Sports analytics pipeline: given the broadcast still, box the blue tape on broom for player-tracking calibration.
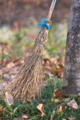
[37,18,51,31]
[53,0,57,3]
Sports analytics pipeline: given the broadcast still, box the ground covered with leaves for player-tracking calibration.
[0,21,80,120]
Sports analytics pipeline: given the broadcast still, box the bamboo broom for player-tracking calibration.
[5,0,57,101]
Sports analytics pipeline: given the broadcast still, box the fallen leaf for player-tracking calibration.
[0,118,3,120]
[37,104,45,117]
[22,114,28,119]
[57,103,67,113]
[0,70,3,76]
[5,92,14,105]
[54,89,64,98]
[58,70,64,77]
[6,62,15,68]
[76,93,80,97]
[68,117,76,120]
[56,65,61,69]
[43,58,52,66]
[0,106,4,111]
[67,99,79,109]
[51,99,60,103]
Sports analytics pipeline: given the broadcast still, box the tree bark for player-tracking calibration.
[62,0,80,94]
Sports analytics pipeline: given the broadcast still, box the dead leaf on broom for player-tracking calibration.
[57,103,67,113]
[67,99,79,109]
[68,117,76,120]
[54,89,64,98]
[5,92,14,105]
[37,104,45,117]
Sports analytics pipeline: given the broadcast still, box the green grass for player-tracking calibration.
[0,78,61,120]
[0,77,80,120]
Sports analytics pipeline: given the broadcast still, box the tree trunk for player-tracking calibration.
[62,0,80,94]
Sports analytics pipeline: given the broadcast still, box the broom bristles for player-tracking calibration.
[5,28,49,101]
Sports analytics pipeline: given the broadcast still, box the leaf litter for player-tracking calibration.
[0,28,80,120]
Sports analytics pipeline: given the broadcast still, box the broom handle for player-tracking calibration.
[47,0,57,21]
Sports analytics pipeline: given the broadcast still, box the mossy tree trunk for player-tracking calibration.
[62,0,80,94]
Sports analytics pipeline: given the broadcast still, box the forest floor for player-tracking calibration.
[0,20,80,120]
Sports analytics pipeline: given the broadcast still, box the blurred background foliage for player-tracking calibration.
[0,0,71,60]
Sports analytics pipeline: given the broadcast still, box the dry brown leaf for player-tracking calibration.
[67,99,79,109]
[57,103,67,113]
[58,63,64,68]
[54,89,64,98]
[0,106,7,111]
[58,70,64,77]
[37,104,45,117]
[43,58,53,66]
[50,58,57,65]
[51,99,60,103]
[44,66,52,71]
[76,93,80,97]
[68,117,76,120]
[6,62,15,68]
[0,106,4,111]
[0,118,3,120]
[5,92,14,105]
[0,70,3,76]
